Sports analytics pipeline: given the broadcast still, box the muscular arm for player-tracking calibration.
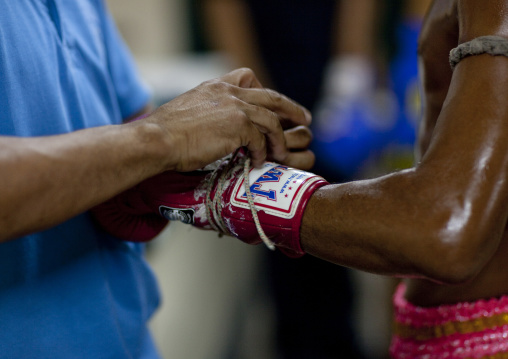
[300,0,508,284]
[0,69,311,242]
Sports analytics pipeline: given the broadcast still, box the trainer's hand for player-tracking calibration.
[270,126,315,170]
[137,68,311,172]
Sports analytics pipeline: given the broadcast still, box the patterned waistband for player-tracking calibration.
[390,283,508,359]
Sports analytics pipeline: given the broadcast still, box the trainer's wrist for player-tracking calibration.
[124,119,176,174]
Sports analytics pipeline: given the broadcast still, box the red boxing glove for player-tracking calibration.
[136,155,328,257]
[91,171,206,242]
[90,110,166,241]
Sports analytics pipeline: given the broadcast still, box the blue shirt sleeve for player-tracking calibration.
[100,0,151,119]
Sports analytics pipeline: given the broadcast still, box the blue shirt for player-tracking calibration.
[0,1,160,357]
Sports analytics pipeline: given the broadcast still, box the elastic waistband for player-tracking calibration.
[393,283,508,340]
[390,283,508,359]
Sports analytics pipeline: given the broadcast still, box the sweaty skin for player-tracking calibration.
[301,0,508,307]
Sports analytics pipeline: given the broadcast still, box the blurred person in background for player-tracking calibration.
[0,1,314,358]
[312,0,431,182]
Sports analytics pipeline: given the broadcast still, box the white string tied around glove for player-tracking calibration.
[204,151,276,251]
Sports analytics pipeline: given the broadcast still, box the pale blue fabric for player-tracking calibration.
[0,1,161,357]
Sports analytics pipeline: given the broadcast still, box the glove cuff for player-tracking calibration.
[286,179,328,257]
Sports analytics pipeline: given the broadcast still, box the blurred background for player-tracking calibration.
[105,0,431,358]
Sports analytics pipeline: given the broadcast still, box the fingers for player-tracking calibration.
[235,86,312,126]
[215,68,264,89]
[241,104,289,165]
[242,124,268,168]
[284,126,313,150]
[266,126,316,170]
[240,111,317,169]
[280,150,316,171]
[230,85,312,164]
[214,69,312,127]
[150,68,314,172]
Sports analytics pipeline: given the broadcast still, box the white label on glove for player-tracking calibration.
[159,206,196,224]
[230,162,322,219]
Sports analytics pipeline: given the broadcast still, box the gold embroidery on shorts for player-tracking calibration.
[393,312,508,340]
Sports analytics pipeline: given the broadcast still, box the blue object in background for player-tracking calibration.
[311,19,422,182]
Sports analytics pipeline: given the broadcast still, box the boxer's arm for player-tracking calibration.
[300,0,508,285]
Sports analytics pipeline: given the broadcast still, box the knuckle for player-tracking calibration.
[201,79,232,96]
[234,109,250,124]
[258,104,280,122]
[264,88,283,104]
[210,81,231,93]
[260,110,282,132]
[237,67,254,76]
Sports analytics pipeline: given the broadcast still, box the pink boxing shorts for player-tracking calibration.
[390,283,508,359]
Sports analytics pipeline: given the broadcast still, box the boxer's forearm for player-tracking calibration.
[0,121,169,242]
[300,168,495,285]
[300,171,438,280]
[301,53,508,285]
